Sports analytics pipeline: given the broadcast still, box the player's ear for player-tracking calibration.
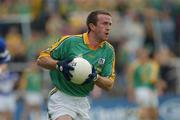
[89,23,95,31]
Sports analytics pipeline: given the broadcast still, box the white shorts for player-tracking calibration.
[48,90,90,120]
[25,92,43,106]
[0,94,16,112]
[135,87,158,107]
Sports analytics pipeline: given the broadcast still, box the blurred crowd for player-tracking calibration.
[0,0,180,119]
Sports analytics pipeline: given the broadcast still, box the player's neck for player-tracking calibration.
[88,32,101,49]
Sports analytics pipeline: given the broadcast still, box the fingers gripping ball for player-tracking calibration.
[69,57,92,85]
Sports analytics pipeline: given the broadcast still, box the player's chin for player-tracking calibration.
[104,34,109,40]
[100,36,108,42]
[103,37,108,41]
[100,39,106,43]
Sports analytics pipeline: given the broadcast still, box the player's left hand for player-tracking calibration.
[83,66,98,84]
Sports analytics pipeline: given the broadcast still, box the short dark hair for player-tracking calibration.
[86,10,111,32]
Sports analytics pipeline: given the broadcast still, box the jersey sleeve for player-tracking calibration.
[101,48,116,81]
[150,61,160,83]
[38,36,71,60]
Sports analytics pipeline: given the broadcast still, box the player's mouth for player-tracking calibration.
[105,32,109,36]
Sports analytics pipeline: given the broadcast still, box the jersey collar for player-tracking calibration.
[83,32,105,49]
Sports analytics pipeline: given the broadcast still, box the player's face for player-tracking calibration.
[94,14,112,42]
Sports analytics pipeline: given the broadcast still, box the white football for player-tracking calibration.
[69,57,92,85]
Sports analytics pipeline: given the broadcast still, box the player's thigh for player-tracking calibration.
[55,115,72,120]
[48,91,77,120]
[0,95,16,112]
[135,87,158,107]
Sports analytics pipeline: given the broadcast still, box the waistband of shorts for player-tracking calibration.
[48,87,87,100]
[48,87,58,97]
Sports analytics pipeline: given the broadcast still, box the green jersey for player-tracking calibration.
[132,60,159,90]
[39,33,115,97]
[26,71,42,92]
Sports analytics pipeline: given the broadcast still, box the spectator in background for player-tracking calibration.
[45,12,63,37]
[123,10,145,61]
[19,61,44,120]
[157,47,177,94]
[5,26,27,62]
[143,8,158,57]
[26,30,48,60]
[127,47,160,120]
[160,10,176,53]
[0,37,19,120]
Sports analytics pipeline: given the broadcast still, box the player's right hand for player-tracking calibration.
[56,59,74,81]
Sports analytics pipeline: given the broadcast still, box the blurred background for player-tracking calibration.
[0,0,179,120]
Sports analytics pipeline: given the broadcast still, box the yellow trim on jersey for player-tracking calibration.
[48,87,58,97]
[38,52,50,58]
[83,32,89,44]
[109,43,115,81]
[49,35,70,52]
[83,32,106,50]
[38,35,71,59]
[38,34,84,59]
[150,61,159,83]
[105,41,114,51]
[109,57,115,81]
[38,49,51,59]
[74,34,82,37]
[83,32,115,81]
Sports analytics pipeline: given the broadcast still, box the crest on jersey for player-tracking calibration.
[98,58,105,65]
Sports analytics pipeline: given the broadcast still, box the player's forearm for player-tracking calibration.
[95,75,114,91]
[37,56,58,70]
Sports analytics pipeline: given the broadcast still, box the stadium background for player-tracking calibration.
[0,0,180,120]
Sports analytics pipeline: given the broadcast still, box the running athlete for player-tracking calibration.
[127,47,160,120]
[37,10,115,120]
[20,61,44,120]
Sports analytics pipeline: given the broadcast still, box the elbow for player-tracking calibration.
[36,58,41,66]
[95,77,114,91]
[36,57,43,67]
[105,84,113,91]
[106,79,114,91]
